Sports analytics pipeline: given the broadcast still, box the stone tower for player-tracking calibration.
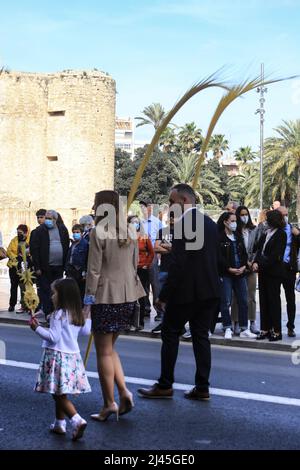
[0,69,116,241]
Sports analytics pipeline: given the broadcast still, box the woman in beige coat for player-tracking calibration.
[84,190,144,422]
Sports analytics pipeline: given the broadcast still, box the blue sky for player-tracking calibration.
[1,0,300,153]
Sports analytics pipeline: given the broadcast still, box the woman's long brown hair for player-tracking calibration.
[52,278,84,326]
[94,190,131,247]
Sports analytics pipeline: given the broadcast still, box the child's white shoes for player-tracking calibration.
[49,419,66,435]
[71,415,87,441]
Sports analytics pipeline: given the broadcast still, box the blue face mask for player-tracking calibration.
[134,222,140,231]
[73,233,81,241]
[45,219,54,229]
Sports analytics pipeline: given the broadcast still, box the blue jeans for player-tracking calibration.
[220,275,248,329]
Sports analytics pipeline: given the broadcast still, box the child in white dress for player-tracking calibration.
[30,277,91,441]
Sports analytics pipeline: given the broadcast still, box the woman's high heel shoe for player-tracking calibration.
[91,402,119,422]
[119,392,134,416]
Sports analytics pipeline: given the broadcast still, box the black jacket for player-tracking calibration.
[255,228,287,277]
[159,209,221,304]
[218,231,248,277]
[30,223,70,273]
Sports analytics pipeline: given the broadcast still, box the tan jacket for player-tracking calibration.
[85,227,145,304]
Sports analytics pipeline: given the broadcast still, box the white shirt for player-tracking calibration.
[242,228,249,251]
[141,215,162,245]
[35,309,91,354]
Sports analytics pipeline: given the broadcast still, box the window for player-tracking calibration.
[47,156,58,161]
[48,111,65,116]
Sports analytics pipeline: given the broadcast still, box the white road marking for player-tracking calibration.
[1,358,300,408]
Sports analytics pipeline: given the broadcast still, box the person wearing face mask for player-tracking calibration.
[231,206,260,335]
[217,212,257,340]
[30,210,70,319]
[65,225,89,303]
[6,224,31,313]
[128,215,154,330]
[276,206,300,337]
[253,210,287,341]
[79,215,95,243]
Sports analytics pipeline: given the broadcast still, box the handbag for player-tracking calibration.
[132,301,140,328]
[0,247,7,261]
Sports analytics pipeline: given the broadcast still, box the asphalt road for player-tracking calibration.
[1,324,300,450]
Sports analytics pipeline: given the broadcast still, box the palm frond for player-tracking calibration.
[127,68,230,208]
[192,73,297,189]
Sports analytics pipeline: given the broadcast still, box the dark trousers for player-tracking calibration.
[158,298,220,391]
[137,267,150,326]
[258,273,282,333]
[281,265,296,330]
[38,266,64,315]
[9,267,25,308]
[145,256,160,313]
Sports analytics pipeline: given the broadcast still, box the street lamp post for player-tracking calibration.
[256,63,267,211]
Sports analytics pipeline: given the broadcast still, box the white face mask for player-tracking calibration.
[284,216,289,224]
[228,222,237,232]
[240,215,249,225]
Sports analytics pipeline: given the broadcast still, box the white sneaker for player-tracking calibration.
[224,328,232,339]
[240,329,257,339]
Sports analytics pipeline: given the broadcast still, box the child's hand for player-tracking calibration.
[29,317,39,331]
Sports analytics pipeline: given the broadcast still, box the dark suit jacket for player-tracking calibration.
[255,228,287,277]
[30,223,70,273]
[159,209,221,304]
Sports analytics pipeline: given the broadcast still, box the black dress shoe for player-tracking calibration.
[8,306,14,312]
[184,387,210,401]
[137,384,173,399]
[256,331,271,340]
[288,329,296,338]
[269,333,282,342]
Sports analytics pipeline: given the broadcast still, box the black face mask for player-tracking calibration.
[18,234,25,242]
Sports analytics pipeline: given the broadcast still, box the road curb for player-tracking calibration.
[1,315,294,353]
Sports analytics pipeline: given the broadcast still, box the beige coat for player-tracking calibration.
[85,227,145,304]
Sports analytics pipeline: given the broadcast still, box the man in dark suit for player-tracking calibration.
[138,184,221,401]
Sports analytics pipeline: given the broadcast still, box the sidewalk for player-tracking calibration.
[0,273,299,352]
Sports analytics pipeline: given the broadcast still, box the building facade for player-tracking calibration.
[0,69,116,243]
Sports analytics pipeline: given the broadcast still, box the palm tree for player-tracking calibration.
[135,103,167,130]
[264,120,300,219]
[227,174,246,203]
[160,127,178,153]
[177,122,203,153]
[209,134,229,159]
[170,153,224,206]
[234,146,256,164]
[243,153,296,210]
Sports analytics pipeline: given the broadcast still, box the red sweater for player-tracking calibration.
[138,235,154,268]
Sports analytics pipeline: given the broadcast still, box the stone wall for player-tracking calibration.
[0,69,116,245]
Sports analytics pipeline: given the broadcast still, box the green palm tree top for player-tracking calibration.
[209,134,229,158]
[234,146,256,164]
[135,103,167,130]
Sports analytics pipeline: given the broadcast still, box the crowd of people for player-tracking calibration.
[0,189,299,440]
